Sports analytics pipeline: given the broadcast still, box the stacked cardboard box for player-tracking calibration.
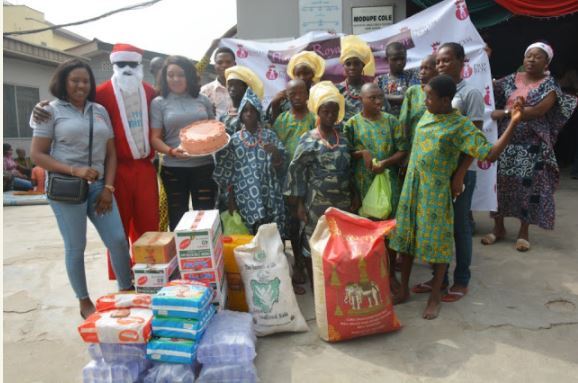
[174,210,227,309]
[132,232,178,294]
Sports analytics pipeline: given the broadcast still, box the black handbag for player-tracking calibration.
[47,106,93,204]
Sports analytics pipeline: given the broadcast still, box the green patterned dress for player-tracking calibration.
[272,110,316,161]
[343,112,408,217]
[390,110,492,263]
[398,84,426,146]
[284,129,353,236]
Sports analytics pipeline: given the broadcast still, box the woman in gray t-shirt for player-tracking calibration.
[151,56,217,230]
[29,59,133,319]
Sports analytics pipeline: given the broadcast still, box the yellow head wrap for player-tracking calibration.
[307,81,345,124]
[286,51,326,83]
[225,65,264,100]
[339,35,376,77]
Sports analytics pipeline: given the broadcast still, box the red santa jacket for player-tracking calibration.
[96,80,157,163]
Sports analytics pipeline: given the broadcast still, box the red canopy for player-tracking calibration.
[494,0,578,17]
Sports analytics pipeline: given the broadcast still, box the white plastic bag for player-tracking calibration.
[234,223,308,336]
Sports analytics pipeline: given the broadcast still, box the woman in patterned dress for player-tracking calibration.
[213,89,286,235]
[482,42,578,252]
[391,75,524,320]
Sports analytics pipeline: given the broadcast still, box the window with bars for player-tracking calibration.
[3,84,40,139]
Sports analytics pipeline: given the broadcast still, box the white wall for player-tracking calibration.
[236,0,406,39]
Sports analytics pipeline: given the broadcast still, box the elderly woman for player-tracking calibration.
[482,42,578,251]
[267,51,326,123]
[150,55,216,230]
[336,35,391,122]
[30,59,133,319]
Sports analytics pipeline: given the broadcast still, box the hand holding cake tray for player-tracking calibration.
[178,120,230,157]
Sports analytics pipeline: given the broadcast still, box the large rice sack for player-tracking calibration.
[234,223,308,336]
[310,208,401,342]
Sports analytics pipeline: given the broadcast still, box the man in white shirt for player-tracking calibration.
[200,47,236,120]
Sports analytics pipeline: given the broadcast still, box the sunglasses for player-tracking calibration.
[114,62,139,68]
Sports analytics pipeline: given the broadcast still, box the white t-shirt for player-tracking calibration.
[121,88,147,157]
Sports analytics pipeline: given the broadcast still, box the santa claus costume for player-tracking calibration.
[95,43,159,279]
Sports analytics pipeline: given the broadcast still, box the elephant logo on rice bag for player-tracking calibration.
[251,278,280,313]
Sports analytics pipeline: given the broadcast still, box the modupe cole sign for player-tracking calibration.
[352,6,394,34]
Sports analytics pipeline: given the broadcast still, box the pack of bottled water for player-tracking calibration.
[196,363,259,383]
[82,359,149,383]
[142,362,197,383]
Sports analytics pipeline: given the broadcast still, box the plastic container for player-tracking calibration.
[82,359,148,383]
[87,343,147,363]
[222,235,253,312]
[197,310,256,365]
[143,362,196,383]
[196,363,258,383]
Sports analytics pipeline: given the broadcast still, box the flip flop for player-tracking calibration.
[516,238,530,252]
[481,233,503,245]
[441,289,467,303]
[411,281,448,294]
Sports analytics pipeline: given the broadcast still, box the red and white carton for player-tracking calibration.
[175,210,222,255]
[133,256,178,294]
[78,308,153,344]
[181,251,224,285]
[178,237,223,272]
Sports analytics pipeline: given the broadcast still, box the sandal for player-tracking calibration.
[411,281,448,294]
[481,233,504,245]
[441,288,468,303]
[515,238,530,252]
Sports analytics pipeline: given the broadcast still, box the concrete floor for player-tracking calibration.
[3,173,578,383]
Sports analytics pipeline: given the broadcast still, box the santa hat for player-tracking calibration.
[110,43,143,63]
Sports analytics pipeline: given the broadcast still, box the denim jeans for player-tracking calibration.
[13,177,33,191]
[49,180,132,299]
[444,170,476,287]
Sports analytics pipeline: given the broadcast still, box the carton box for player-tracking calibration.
[212,278,228,310]
[174,210,222,254]
[133,232,176,264]
[133,256,178,294]
[181,252,224,285]
[177,236,223,271]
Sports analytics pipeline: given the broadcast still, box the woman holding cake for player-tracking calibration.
[213,88,287,235]
[150,55,217,230]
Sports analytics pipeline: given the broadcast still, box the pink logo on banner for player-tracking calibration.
[236,45,248,59]
[461,58,473,79]
[484,86,492,106]
[431,42,441,53]
[478,160,491,170]
[455,0,469,21]
[266,65,279,80]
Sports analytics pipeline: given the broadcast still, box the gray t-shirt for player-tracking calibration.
[452,81,484,170]
[150,92,215,168]
[30,100,114,179]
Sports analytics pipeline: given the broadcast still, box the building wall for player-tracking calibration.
[3,5,85,50]
[237,0,406,40]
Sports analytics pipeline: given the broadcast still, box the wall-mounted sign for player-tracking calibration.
[352,6,394,34]
[299,0,342,35]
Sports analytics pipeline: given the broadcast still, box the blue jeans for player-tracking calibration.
[49,180,132,299]
[444,170,476,287]
[13,177,33,191]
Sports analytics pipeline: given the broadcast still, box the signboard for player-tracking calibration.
[352,6,394,34]
[299,0,342,35]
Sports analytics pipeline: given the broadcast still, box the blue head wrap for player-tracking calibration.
[238,88,264,124]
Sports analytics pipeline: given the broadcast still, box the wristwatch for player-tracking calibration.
[104,184,115,193]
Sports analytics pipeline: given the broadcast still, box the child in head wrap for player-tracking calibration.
[268,51,326,123]
[221,65,264,134]
[336,35,391,121]
[284,82,360,284]
[213,88,286,235]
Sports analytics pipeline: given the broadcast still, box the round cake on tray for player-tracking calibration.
[179,120,229,156]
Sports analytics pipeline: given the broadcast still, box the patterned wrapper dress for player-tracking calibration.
[213,127,287,235]
[343,112,408,217]
[491,73,577,229]
[399,84,426,146]
[391,110,493,263]
[284,129,353,237]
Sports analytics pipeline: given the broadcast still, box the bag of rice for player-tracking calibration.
[234,223,308,336]
[310,208,401,342]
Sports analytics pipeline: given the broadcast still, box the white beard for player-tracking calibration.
[112,64,144,95]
